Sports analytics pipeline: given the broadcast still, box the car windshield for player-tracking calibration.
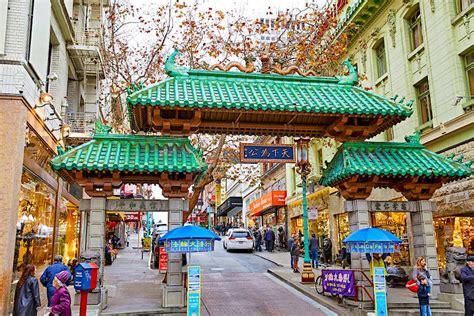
[232,231,250,238]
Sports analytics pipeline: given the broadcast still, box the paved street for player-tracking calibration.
[192,242,335,316]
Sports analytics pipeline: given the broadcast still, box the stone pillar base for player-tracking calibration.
[440,283,463,294]
[162,285,186,307]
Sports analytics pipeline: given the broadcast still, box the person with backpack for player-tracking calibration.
[13,264,41,316]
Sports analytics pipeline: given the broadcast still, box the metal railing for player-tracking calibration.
[64,111,96,135]
[74,29,101,47]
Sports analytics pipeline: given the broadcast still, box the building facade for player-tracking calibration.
[0,0,107,312]
[328,0,474,268]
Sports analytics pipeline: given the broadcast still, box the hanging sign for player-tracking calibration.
[165,239,214,253]
[158,247,168,273]
[240,143,296,163]
[321,269,355,297]
[308,207,318,220]
[373,267,388,316]
[187,266,201,316]
[346,242,400,254]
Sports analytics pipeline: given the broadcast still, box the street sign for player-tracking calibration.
[373,267,388,316]
[240,143,296,163]
[308,207,318,220]
[187,266,201,316]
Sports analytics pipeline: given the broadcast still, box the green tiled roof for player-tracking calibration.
[126,52,413,118]
[50,134,207,174]
[320,138,473,187]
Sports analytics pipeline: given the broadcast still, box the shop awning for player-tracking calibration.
[320,134,473,200]
[227,207,242,218]
[217,196,243,217]
[249,191,286,217]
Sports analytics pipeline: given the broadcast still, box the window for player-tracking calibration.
[416,79,433,126]
[316,148,324,172]
[458,0,474,13]
[375,40,387,78]
[465,52,474,97]
[409,9,423,50]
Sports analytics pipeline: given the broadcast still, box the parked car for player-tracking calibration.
[223,229,254,252]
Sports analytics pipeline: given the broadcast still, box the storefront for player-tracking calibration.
[334,212,350,250]
[249,191,287,230]
[216,196,243,225]
[55,197,81,265]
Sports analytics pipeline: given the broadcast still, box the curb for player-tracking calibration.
[267,269,350,316]
[252,252,284,267]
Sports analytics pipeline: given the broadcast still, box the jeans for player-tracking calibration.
[466,298,474,316]
[256,240,262,252]
[311,250,318,268]
[420,304,431,316]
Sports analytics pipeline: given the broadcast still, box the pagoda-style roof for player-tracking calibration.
[126,51,413,141]
[320,134,473,200]
[51,133,207,198]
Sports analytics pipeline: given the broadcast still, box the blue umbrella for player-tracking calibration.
[343,227,401,254]
[159,225,221,242]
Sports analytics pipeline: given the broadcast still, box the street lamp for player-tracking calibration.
[295,138,315,283]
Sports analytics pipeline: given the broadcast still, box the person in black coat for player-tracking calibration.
[14,264,41,316]
[461,256,474,316]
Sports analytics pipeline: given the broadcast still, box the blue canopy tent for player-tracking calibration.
[343,227,402,253]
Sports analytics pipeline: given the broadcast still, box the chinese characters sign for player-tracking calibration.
[240,143,295,163]
[165,239,214,253]
[187,266,201,316]
[346,242,400,254]
[158,247,168,273]
[321,269,355,297]
[367,201,416,212]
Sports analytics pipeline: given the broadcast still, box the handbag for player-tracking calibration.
[405,279,419,293]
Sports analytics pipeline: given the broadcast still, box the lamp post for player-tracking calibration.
[295,138,315,283]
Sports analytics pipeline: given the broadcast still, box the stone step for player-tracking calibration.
[389,308,464,316]
[388,300,451,309]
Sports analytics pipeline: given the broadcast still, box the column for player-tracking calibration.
[0,98,27,314]
[411,200,440,297]
[162,198,188,308]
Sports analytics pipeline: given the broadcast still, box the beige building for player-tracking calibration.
[326,0,474,268]
[0,0,107,312]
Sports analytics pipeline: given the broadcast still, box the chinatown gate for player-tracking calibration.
[50,50,472,309]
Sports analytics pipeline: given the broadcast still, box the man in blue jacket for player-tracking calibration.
[461,256,474,316]
[40,255,71,306]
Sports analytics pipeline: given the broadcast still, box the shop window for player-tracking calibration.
[55,198,80,264]
[465,51,474,97]
[335,213,350,249]
[371,212,411,266]
[416,79,433,127]
[409,8,423,51]
[458,0,474,13]
[13,171,56,278]
[374,40,387,78]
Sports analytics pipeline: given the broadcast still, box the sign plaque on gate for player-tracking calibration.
[240,143,296,163]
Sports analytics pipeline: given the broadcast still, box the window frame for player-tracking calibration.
[458,0,474,13]
[409,9,423,51]
[374,39,388,78]
[416,79,433,129]
[465,51,474,97]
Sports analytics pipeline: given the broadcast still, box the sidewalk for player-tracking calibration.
[254,250,461,316]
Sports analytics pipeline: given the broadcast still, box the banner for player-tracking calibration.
[346,242,400,253]
[373,267,388,316]
[158,247,168,273]
[321,269,356,297]
[165,239,214,253]
[187,266,201,316]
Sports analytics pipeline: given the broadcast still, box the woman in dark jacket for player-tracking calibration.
[14,264,41,316]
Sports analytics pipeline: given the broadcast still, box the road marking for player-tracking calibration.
[264,273,338,316]
[210,268,225,271]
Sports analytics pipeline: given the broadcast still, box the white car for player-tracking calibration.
[223,229,254,252]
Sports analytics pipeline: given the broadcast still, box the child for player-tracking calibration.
[417,274,431,316]
[290,240,300,273]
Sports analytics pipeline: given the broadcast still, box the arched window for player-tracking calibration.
[409,9,423,50]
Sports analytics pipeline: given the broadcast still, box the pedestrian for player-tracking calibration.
[50,271,72,316]
[288,234,295,268]
[290,240,300,273]
[417,274,432,316]
[366,253,387,278]
[298,230,303,241]
[40,255,70,306]
[413,256,432,286]
[264,227,275,252]
[310,233,319,269]
[461,255,474,316]
[322,236,332,264]
[68,259,78,280]
[254,229,262,252]
[13,264,41,316]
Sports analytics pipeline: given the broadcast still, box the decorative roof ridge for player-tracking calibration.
[164,49,189,77]
[92,133,191,143]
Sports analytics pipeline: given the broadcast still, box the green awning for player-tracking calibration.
[320,136,473,187]
[50,134,207,174]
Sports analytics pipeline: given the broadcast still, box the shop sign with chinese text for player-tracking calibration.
[321,269,355,297]
[158,247,168,273]
[240,143,295,163]
[165,239,214,253]
[368,201,416,212]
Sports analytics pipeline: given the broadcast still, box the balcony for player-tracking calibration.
[64,111,96,144]
[67,28,103,79]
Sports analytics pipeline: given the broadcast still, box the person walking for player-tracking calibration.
[417,274,432,316]
[13,264,41,316]
[40,255,70,306]
[288,234,295,268]
[310,234,319,269]
[49,271,72,316]
[413,256,432,286]
[461,256,474,316]
[254,229,262,252]
[290,240,301,273]
[264,227,275,252]
[269,228,275,252]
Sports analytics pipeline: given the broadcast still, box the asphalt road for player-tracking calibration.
[191,241,334,316]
